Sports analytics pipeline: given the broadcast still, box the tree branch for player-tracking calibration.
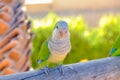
[1,57,120,80]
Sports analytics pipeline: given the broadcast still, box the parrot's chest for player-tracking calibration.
[47,53,67,63]
[48,38,71,63]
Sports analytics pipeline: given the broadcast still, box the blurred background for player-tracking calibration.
[0,0,120,75]
[25,0,120,63]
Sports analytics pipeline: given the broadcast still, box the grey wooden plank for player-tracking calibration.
[1,57,120,80]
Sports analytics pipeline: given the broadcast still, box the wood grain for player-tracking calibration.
[1,57,120,80]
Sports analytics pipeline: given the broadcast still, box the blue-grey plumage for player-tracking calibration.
[55,21,68,29]
[52,20,69,39]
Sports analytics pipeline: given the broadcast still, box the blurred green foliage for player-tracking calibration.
[31,12,120,65]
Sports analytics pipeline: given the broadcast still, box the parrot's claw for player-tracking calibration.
[43,67,49,75]
[66,66,78,73]
[57,65,64,75]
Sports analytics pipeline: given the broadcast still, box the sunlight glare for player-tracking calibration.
[84,30,89,37]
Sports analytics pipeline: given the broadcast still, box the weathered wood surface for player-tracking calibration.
[0,57,120,80]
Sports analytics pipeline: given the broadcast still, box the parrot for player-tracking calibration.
[108,35,120,56]
[31,20,71,75]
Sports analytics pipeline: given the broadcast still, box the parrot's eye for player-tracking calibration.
[56,26,58,28]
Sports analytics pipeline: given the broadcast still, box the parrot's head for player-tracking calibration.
[52,20,69,39]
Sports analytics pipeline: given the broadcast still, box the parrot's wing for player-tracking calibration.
[38,40,50,63]
[30,39,50,69]
[113,35,120,48]
[111,48,120,56]
[109,48,117,56]
[109,35,120,56]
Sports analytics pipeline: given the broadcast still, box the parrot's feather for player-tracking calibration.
[38,40,50,63]
[109,48,117,56]
[109,35,120,56]
[31,39,50,69]
[111,49,120,56]
[113,35,120,48]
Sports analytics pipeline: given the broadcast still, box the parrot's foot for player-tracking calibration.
[66,66,78,73]
[43,67,49,75]
[57,65,64,75]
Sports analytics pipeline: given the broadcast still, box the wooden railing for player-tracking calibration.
[1,57,120,80]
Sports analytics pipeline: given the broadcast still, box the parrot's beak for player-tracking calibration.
[60,29,67,38]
